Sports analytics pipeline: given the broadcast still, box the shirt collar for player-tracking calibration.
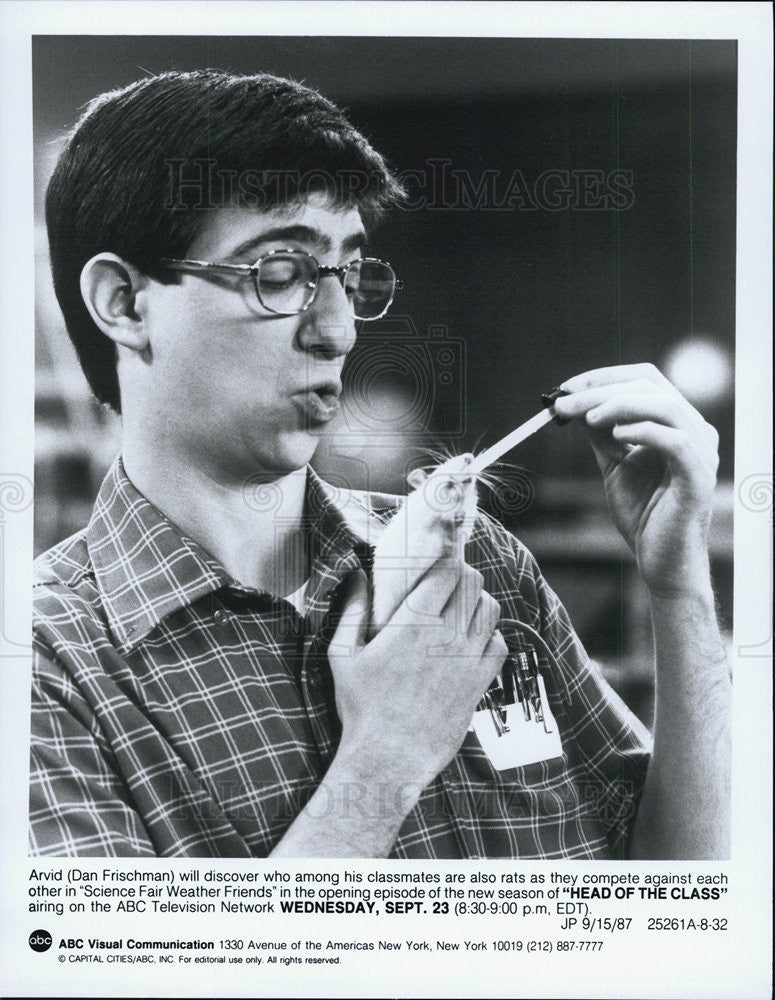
[302,467,379,631]
[87,457,393,652]
[87,457,231,651]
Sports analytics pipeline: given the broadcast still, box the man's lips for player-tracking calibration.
[291,381,342,423]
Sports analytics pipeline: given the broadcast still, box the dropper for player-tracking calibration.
[466,387,569,476]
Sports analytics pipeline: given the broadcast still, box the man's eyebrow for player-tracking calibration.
[227,225,367,260]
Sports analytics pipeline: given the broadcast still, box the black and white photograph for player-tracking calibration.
[0,3,771,999]
[30,32,736,861]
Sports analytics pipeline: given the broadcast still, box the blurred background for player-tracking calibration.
[33,36,736,726]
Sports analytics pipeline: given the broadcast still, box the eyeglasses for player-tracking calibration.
[158,250,402,321]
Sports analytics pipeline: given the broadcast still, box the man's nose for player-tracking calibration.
[296,274,357,359]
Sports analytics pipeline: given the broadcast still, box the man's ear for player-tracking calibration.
[79,253,151,351]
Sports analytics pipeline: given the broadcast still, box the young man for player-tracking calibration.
[31,70,730,859]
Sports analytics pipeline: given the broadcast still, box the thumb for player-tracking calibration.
[577,419,633,477]
[328,569,370,658]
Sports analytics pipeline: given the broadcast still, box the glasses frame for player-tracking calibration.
[158,249,402,321]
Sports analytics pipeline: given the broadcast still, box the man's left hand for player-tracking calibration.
[553,363,720,599]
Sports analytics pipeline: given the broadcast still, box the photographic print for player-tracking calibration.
[1,4,771,999]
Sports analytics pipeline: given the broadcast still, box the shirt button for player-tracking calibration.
[213,609,230,626]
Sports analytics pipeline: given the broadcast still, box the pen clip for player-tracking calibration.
[484,687,510,737]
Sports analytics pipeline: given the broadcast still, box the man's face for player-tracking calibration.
[137,198,365,483]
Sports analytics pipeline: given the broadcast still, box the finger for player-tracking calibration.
[575,417,640,477]
[442,565,485,632]
[554,380,701,429]
[560,362,672,395]
[394,555,464,624]
[329,569,370,655]
[467,590,502,649]
[555,379,660,417]
[585,391,703,434]
[611,422,719,483]
[557,383,710,476]
[479,629,509,686]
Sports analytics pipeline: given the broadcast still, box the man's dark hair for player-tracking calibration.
[45,69,404,412]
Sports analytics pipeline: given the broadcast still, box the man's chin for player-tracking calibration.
[249,433,322,480]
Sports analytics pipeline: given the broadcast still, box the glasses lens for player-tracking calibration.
[346,260,396,320]
[255,252,317,314]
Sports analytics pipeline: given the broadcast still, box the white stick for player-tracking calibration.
[467,407,557,475]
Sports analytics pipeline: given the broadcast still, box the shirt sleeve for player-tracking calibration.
[29,644,157,857]
[471,512,652,857]
[529,552,652,856]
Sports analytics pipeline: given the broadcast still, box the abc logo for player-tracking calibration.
[28,929,52,953]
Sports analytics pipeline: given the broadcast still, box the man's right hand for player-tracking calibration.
[270,558,507,857]
[328,562,507,796]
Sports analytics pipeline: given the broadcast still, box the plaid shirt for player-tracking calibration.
[30,457,650,858]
